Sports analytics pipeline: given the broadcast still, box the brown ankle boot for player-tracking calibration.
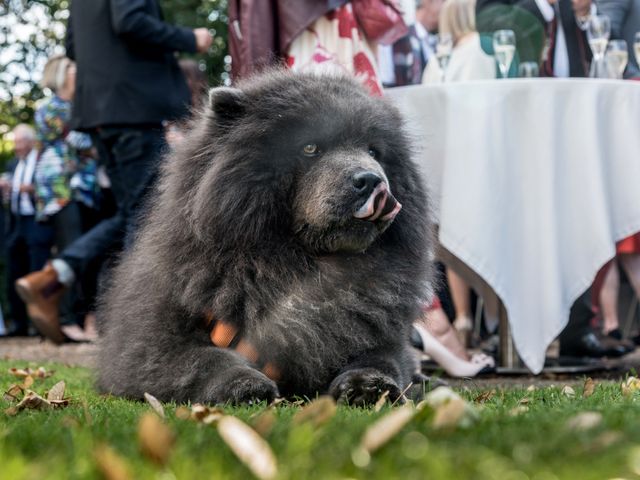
[15,263,66,344]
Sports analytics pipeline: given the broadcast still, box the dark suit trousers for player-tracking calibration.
[6,214,54,331]
[60,126,165,282]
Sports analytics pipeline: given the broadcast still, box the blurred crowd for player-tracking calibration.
[2,0,639,378]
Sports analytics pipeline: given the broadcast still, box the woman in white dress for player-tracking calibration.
[422,0,496,83]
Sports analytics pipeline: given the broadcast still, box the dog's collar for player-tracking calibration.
[204,310,281,382]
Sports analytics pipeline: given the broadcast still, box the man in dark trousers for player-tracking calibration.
[16,0,212,343]
[476,0,593,76]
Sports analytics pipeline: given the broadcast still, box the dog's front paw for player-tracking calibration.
[329,368,402,407]
[208,367,279,405]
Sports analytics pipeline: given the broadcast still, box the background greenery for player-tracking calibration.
[0,0,230,166]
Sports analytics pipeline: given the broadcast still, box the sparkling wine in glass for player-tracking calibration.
[518,61,539,77]
[634,31,640,67]
[493,30,516,79]
[587,15,611,77]
[436,33,453,82]
[606,39,628,79]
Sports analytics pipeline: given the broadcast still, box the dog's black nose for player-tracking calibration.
[352,171,382,195]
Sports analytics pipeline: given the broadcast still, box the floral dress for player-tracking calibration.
[286,3,384,96]
[34,95,99,221]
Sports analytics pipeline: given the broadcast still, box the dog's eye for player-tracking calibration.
[368,147,379,159]
[303,144,319,156]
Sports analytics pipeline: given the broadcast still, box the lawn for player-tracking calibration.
[2,359,640,480]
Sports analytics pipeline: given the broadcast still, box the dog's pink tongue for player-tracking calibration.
[354,185,402,222]
[379,193,402,221]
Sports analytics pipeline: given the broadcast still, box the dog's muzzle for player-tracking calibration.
[353,182,402,222]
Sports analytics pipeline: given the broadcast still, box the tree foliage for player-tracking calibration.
[0,0,229,165]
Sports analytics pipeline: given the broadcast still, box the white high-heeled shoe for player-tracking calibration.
[413,323,495,378]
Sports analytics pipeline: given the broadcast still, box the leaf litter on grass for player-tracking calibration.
[138,412,175,465]
[4,380,70,416]
[217,415,278,480]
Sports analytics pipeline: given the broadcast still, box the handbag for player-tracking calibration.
[351,0,408,45]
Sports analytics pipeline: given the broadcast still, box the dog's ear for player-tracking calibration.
[208,87,246,124]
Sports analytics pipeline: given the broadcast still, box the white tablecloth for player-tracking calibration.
[386,78,640,373]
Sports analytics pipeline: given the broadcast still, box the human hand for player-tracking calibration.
[193,28,213,54]
[572,0,592,18]
[19,184,34,194]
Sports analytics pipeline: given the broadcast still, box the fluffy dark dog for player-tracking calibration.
[97,70,432,405]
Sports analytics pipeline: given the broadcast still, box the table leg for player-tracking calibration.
[498,300,523,370]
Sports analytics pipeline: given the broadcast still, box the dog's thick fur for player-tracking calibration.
[97,70,432,405]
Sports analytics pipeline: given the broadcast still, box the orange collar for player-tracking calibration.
[204,310,281,382]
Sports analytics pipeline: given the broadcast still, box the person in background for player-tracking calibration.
[475,0,593,77]
[33,54,100,342]
[1,125,53,337]
[285,2,390,95]
[15,0,212,344]
[381,0,444,86]
[593,235,640,345]
[599,0,640,78]
[422,0,496,81]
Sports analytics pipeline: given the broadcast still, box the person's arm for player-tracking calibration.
[110,0,197,53]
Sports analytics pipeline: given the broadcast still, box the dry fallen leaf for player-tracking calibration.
[621,377,640,396]
[8,367,53,379]
[34,367,53,378]
[217,415,278,480]
[292,396,337,427]
[374,390,390,412]
[508,405,529,416]
[562,386,576,398]
[14,391,53,411]
[3,384,24,402]
[175,406,191,420]
[47,381,66,402]
[360,404,415,453]
[22,376,34,389]
[526,385,537,392]
[518,397,531,405]
[583,378,596,398]
[432,398,469,430]
[565,411,603,431]
[191,404,224,424]
[143,392,165,419]
[94,444,132,480]
[137,412,175,465]
[251,409,277,437]
[421,387,478,429]
[474,389,496,404]
[8,367,30,378]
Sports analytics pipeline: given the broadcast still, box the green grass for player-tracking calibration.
[2,359,640,480]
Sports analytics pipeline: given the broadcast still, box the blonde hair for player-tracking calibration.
[439,0,477,44]
[41,54,73,92]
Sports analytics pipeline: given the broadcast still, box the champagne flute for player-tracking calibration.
[587,15,611,77]
[605,40,628,79]
[634,31,640,68]
[493,30,516,79]
[518,61,539,77]
[436,33,453,82]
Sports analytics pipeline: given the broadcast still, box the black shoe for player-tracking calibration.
[560,330,633,358]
